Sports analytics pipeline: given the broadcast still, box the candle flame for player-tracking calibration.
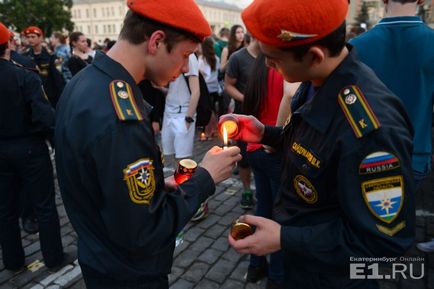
[223,124,228,147]
[200,131,206,141]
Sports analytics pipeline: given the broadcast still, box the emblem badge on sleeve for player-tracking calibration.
[359,151,400,175]
[362,176,404,224]
[123,159,156,205]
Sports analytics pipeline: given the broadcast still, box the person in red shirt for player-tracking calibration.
[241,53,285,289]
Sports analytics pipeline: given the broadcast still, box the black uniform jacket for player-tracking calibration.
[0,59,54,140]
[25,47,65,107]
[55,52,215,281]
[262,47,415,289]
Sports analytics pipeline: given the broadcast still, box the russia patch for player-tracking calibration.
[362,176,404,224]
[359,151,400,175]
[123,158,156,205]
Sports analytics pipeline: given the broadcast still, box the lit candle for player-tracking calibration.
[223,124,228,150]
[200,131,206,141]
[174,159,197,184]
[219,115,239,138]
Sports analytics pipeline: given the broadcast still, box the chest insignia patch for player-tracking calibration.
[123,159,156,205]
[294,175,318,204]
[109,80,143,121]
[338,85,381,138]
[359,151,400,175]
[291,142,321,169]
[362,176,403,224]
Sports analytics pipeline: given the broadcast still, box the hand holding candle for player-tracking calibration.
[218,114,265,143]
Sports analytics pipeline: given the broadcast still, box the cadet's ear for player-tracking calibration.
[147,30,165,55]
[307,46,325,68]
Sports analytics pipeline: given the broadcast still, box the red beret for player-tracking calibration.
[23,26,43,37]
[0,22,9,45]
[242,0,349,48]
[127,0,211,41]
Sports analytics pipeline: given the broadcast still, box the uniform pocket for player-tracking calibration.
[289,141,325,178]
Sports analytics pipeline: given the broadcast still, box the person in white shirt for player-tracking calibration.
[198,37,221,139]
[162,53,200,161]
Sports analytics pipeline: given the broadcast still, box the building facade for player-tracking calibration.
[348,0,433,27]
[71,0,242,44]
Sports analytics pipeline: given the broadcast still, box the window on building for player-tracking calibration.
[108,25,111,33]
[93,8,97,17]
[102,8,105,17]
[78,9,81,19]
[113,24,116,34]
[86,9,89,18]
[103,25,106,34]
[111,7,114,16]
[95,25,99,34]
[119,6,123,16]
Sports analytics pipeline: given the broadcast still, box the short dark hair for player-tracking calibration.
[53,32,66,44]
[281,21,347,61]
[69,32,84,45]
[219,27,230,38]
[119,11,201,53]
[0,43,7,57]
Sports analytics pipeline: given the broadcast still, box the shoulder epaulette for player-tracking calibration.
[11,59,39,74]
[338,85,381,138]
[109,80,143,121]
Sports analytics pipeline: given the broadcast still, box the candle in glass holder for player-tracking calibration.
[174,159,197,184]
[219,115,239,139]
[230,219,253,240]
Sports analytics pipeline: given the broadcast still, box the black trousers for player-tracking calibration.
[0,138,63,269]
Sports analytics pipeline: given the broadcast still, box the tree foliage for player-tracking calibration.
[0,0,74,36]
[355,1,370,28]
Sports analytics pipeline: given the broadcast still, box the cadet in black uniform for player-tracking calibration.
[54,1,241,288]
[0,22,65,271]
[227,0,415,289]
[23,26,65,108]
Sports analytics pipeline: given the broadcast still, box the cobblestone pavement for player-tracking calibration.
[0,131,433,289]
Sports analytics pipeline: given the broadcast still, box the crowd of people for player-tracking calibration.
[0,0,433,288]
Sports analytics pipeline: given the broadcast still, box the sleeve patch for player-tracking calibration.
[338,85,381,138]
[376,221,406,237]
[362,176,404,224]
[123,158,155,205]
[359,151,400,175]
[109,80,143,121]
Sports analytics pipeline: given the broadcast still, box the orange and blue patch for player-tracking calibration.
[362,176,403,224]
[359,151,400,175]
